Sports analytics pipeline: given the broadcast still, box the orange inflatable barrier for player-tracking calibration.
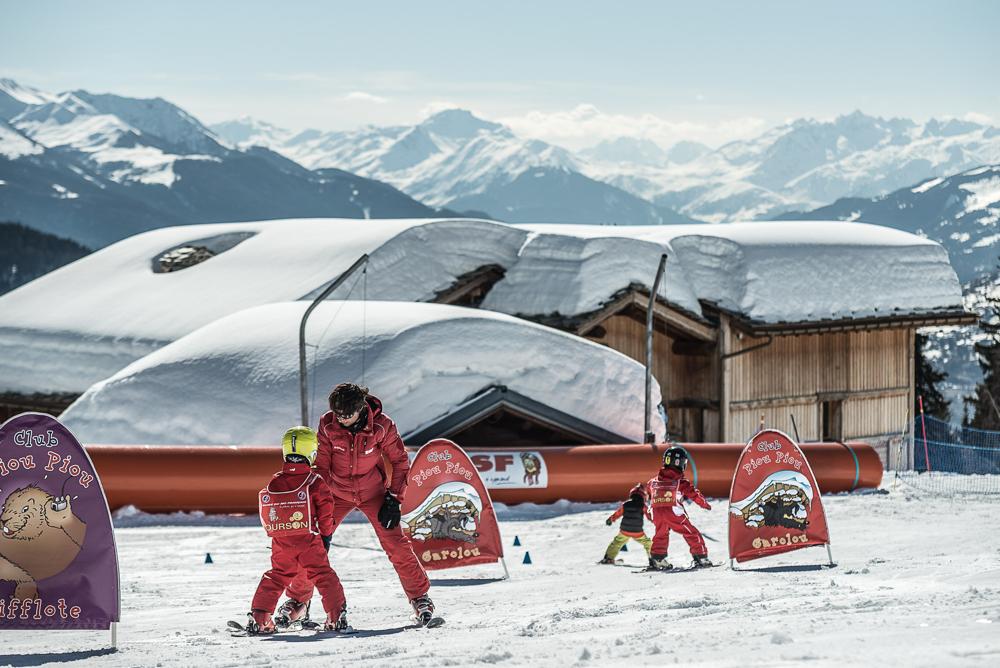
[84,441,881,513]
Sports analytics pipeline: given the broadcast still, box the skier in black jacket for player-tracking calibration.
[599,483,653,564]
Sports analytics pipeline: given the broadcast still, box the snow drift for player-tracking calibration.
[60,301,663,446]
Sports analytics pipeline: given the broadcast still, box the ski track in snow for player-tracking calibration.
[2,490,999,666]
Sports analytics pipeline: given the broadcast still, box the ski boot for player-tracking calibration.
[598,556,617,565]
[692,554,714,568]
[274,597,310,629]
[324,604,353,633]
[411,593,435,626]
[648,554,673,571]
[246,609,275,635]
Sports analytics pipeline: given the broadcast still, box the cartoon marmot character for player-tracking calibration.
[0,486,87,600]
[521,452,542,485]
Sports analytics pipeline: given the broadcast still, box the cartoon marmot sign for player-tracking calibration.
[1,485,87,599]
[0,412,119,631]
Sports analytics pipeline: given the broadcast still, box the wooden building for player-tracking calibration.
[559,290,974,453]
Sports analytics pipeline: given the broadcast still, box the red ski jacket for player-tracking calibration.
[647,468,710,512]
[314,395,410,504]
[264,461,335,537]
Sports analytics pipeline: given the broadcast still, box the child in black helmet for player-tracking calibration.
[600,483,654,564]
[646,446,713,570]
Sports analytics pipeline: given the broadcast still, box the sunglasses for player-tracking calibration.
[335,408,361,420]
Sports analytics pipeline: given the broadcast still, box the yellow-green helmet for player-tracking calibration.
[281,426,318,464]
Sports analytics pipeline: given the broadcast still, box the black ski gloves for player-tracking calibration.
[378,491,401,530]
[321,534,332,552]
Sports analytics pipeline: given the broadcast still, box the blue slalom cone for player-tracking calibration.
[513,536,521,547]
[205,553,213,564]
[620,543,628,552]
[522,551,532,565]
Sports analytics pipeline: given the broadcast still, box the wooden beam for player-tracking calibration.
[576,291,716,342]
[730,386,909,410]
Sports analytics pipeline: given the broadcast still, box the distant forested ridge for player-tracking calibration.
[0,222,91,295]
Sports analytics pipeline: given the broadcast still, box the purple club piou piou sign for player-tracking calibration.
[0,413,120,631]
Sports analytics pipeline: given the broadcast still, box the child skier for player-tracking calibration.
[600,483,654,564]
[246,426,349,634]
[647,446,713,570]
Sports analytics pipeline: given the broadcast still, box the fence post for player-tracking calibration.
[918,396,932,472]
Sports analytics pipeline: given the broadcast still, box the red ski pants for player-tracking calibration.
[252,534,345,615]
[286,491,430,603]
[651,508,707,556]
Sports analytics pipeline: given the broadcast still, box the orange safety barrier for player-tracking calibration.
[84,441,882,514]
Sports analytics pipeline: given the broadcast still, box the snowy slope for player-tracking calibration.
[0,218,964,395]
[0,118,43,159]
[3,489,997,666]
[60,301,662,445]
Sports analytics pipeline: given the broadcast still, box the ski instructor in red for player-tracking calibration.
[280,383,436,625]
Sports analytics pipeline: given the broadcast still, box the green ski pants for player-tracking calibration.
[604,532,653,560]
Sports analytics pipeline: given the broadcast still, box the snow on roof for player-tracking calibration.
[481,230,704,319]
[513,220,963,324]
[0,218,522,393]
[61,301,661,446]
[0,217,964,395]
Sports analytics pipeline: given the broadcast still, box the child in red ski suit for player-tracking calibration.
[647,446,713,570]
[247,426,348,634]
[600,483,654,563]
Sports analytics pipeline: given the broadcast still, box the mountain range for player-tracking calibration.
[0,79,455,248]
[215,109,1000,227]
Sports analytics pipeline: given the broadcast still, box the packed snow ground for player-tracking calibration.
[3,486,998,667]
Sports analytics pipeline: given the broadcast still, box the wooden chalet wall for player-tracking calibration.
[584,308,915,450]
[720,318,913,445]
[586,313,720,442]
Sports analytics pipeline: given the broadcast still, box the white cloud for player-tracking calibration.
[962,111,994,125]
[497,104,767,150]
[344,91,388,104]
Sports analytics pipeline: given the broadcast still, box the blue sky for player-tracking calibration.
[3,0,998,148]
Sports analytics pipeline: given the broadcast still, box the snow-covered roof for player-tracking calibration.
[0,218,522,393]
[0,217,964,394]
[61,302,662,446]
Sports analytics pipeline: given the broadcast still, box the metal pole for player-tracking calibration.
[790,413,801,443]
[111,621,117,649]
[299,254,369,426]
[645,254,668,443]
[500,557,510,580]
[918,395,931,472]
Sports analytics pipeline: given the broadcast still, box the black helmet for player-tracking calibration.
[663,446,688,472]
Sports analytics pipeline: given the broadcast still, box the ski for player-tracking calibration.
[227,619,357,636]
[414,614,446,629]
[632,561,719,574]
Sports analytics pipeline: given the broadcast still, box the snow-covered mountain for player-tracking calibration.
[775,163,1000,284]
[589,112,1000,223]
[578,137,671,166]
[0,79,456,248]
[217,109,1000,227]
[212,110,698,225]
